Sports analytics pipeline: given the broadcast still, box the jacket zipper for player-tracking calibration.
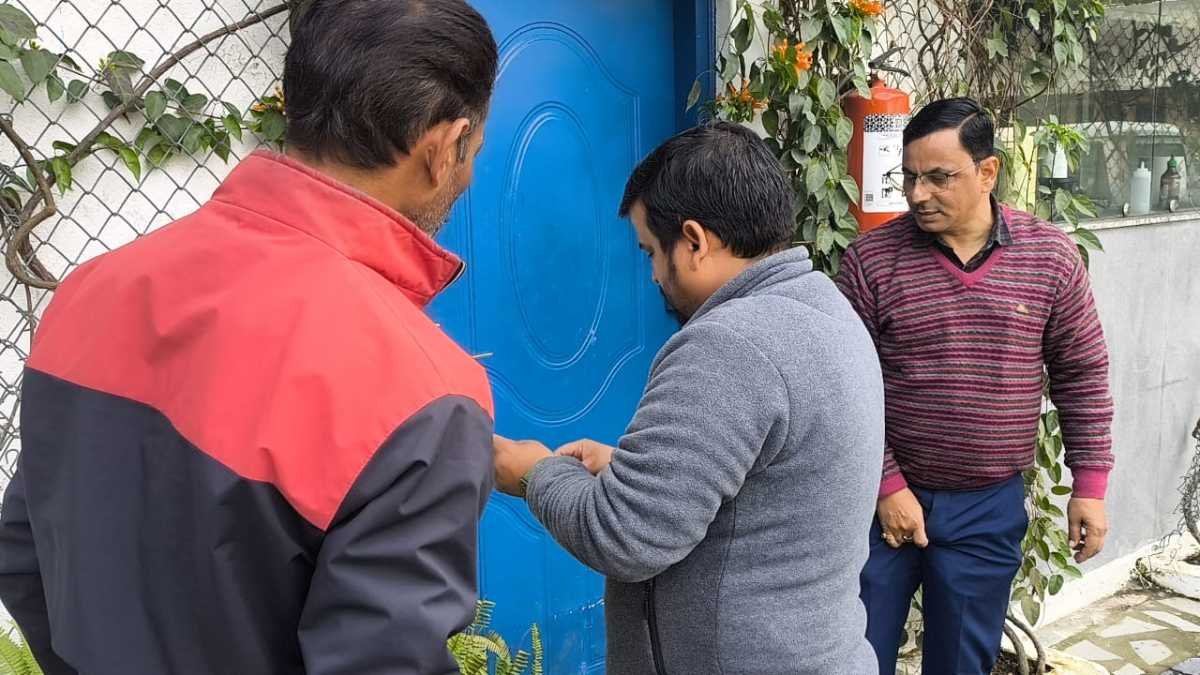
[644,579,668,675]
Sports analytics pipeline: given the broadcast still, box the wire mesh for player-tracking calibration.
[0,0,290,489]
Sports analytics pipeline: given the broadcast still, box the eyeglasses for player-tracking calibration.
[884,162,978,194]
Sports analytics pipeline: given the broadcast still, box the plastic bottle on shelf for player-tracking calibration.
[1130,160,1151,216]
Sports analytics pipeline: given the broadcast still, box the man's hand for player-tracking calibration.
[1068,497,1108,563]
[877,488,929,549]
[556,439,615,475]
[492,435,552,496]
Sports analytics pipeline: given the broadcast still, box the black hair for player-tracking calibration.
[903,97,995,162]
[619,121,793,259]
[283,0,498,169]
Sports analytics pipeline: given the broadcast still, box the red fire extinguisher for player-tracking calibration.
[844,77,911,233]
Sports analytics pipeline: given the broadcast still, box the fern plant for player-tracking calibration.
[0,628,42,675]
[447,600,543,675]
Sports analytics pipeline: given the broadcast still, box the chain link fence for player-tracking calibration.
[876,0,1200,217]
[0,0,292,491]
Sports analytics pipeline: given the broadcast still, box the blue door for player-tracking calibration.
[430,1,703,672]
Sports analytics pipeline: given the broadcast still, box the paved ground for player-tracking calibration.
[1040,589,1200,674]
[894,588,1200,673]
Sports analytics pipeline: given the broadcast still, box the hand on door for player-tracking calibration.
[556,439,615,475]
[493,435,552,497]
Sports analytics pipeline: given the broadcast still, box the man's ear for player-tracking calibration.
[421,118,472,188]
[979,155,1002,193]
[680,219,713,267]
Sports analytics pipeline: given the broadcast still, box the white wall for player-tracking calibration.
[1087,216,1200,562]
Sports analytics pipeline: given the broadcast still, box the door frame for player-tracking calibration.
[674,0,719,130]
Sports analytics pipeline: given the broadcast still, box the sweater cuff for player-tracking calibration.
[878,473,909,499]
[1071,468,1109,500]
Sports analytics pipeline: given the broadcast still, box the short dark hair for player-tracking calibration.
[619,121,794,259]
[283,0,498,169]
[903,97,995,162]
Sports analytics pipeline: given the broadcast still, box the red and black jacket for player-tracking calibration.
[0,151,495,674]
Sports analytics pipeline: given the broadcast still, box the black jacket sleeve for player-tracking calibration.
[297,395,494,675]
[0,464,77,674]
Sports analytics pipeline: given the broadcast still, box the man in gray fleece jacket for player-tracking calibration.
[493,122,884,674]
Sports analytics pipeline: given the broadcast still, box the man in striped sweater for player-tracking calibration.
[836,97,1114,674]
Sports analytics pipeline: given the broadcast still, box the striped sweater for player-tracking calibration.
[836,206,1114,499]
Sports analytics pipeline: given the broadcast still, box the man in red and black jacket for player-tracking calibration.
[0,2,498,673]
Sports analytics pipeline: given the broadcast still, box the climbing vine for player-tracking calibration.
[0,2,290,289]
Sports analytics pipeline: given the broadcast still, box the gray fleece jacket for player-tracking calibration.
[526,246,884,675]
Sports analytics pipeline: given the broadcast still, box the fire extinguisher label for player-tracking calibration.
[862,113,910,214]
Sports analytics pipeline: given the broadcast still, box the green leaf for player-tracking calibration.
[182,124,205,154]
[260,109,287,142]
[50,156,72,194]
[156,114,190,143]
[686,79,701,111]
[830,189,850,217]
[101,90,123,110]
[94,131,123,151]
[986,37,1009,59]
[18,47,55,85]
[1054,188,1072,215]
[830,15,851,43]
[213,132,231,162]
[830,152,848,180]
[721,53,739,82]
[0,59,23,100]
[1051,485,1073,496]
[1063,564,1084,579]
[135,126,160,151]
[732,19,752,54]
[1049,574,1065,595]
[164,78,188,102]
[834,117,854,149]
[182,93,208,115]
[1036,539,1051,560]
[66,78,87,102]
[1073,227,1103,251]
[1027,8,1041,31]
[803,124,821,153]
[222,101,241,118]
[841,175,860,204]
[46,72,64,102]
[147,143,172,167]
[222,114,243,142]
[1077,244,1090,270]
[762,108,779,138]
[816,222,835,254]
[0,5,36,46]
[1021,597,1042,626]
[0,43,15,61]
[800,19,822,42]
[144,90,167,122]
[806,161,828,197]
[817,78,836,110]
[119,145,141,180]
[51,140,75,154]
[106,50,144,72]
[1053,0,1067,15]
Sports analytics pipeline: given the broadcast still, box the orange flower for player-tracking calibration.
[794,49,813,73]
[851,0,884,17]
[774,39,813,76]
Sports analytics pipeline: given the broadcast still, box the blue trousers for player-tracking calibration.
[860,475,1028,675]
